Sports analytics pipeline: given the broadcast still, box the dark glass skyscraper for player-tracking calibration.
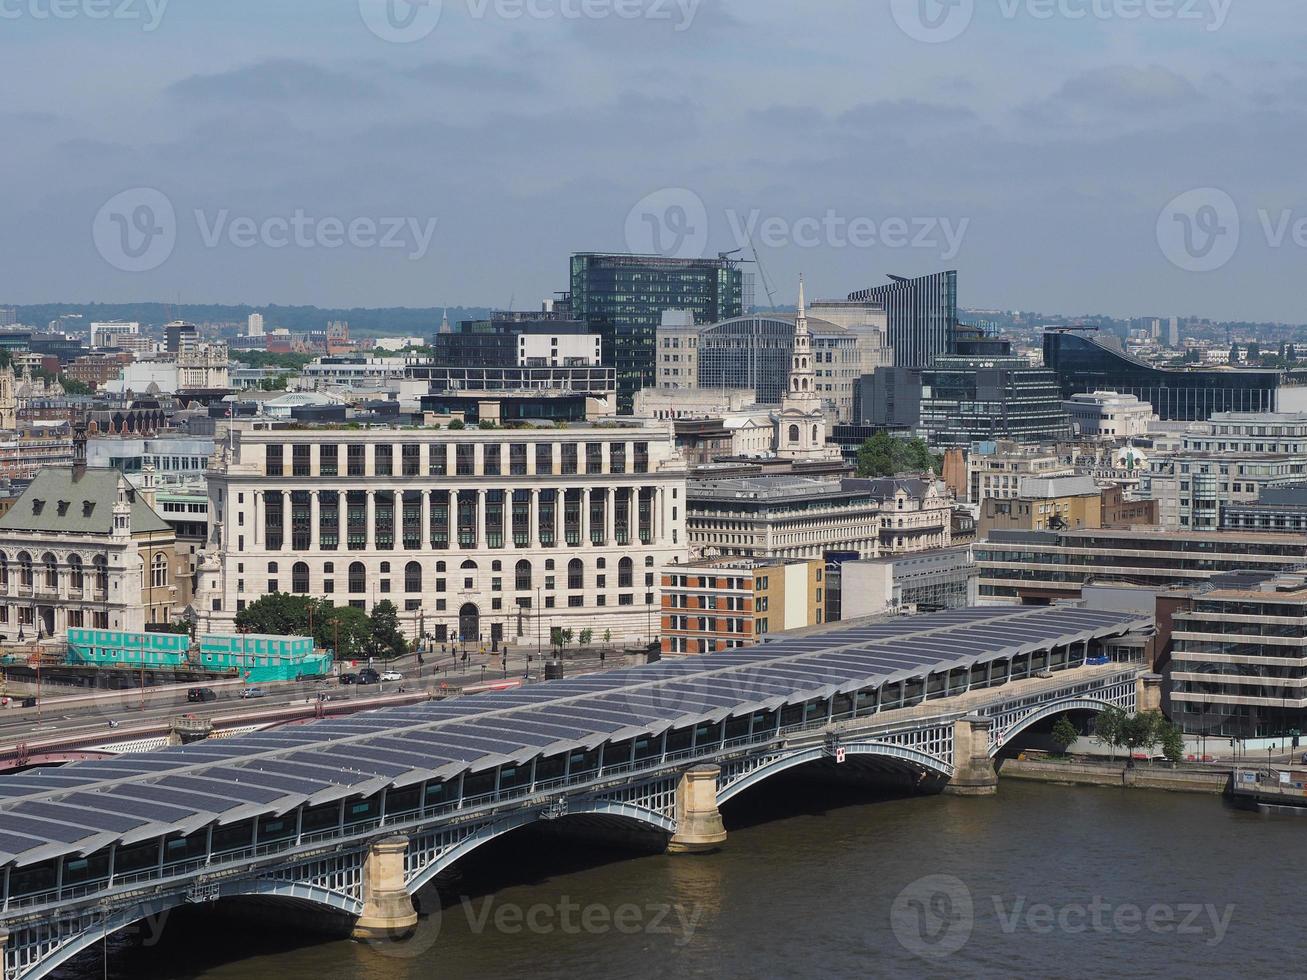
[570,253,743,409]
[1043,328,1281,421]
[848,271,957,368]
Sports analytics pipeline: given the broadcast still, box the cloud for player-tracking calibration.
[1020,65,1202,128]
[167,59,376,102]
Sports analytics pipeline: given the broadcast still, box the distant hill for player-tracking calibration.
[14,303,498,337]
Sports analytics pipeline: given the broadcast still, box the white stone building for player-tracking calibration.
[194,421,690,646]
[1064,391,1156,440]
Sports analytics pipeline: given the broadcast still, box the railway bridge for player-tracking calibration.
[0,605,1156,979]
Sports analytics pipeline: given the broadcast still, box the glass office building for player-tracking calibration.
[849,271,957,368]
[1043,328,1280,421]
[920,355,1073,447]
[570,253,743,409]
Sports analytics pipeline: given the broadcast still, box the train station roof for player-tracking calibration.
[0,605,1150,868]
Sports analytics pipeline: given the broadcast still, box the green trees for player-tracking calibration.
[579,628,594,648]
[1093,708,1185,765]
[235,594,408,661]
[1050,716,1079,755]
[855,433,942,478]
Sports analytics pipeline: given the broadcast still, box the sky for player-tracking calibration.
[2,0,1305,322]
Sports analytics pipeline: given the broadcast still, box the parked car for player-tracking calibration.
[187,688,217,703]
[239,687,267,699]
[380,671,403,682]
[357,668,381,685]
[338,673,359,685]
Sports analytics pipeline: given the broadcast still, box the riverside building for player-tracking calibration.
[194,421,689,647]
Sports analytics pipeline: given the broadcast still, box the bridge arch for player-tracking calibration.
[717,741,955,808]
[404,800,675,897]
[989,697,1119,757]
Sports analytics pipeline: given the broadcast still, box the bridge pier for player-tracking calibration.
[943,715,998,797]
[1136,673,1164,713]
[352,836,418,942]
[667,766,727,854]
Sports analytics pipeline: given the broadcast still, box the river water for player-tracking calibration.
[62,775,1297,979]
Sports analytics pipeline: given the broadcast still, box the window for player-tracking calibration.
[375,444,393,476]
[405,561,422,593]
[320,444,339,477]
[484,444,502,476]
[429,444,448,476]
[151,553,168,589]
[347,444,366,477]
[456,444,475,476]
[68,555,83,593]
[18,552,32,589]
[42,553,58,591]
[515,559,532,591]
[402,443,421,476]
[619,556,633,589]
[292,444,311,477]
[266,444,283,476]
[568,559,584,590]
[349,562,366,593]
[292,562,310,594]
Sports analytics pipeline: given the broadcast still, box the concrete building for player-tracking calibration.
[843,477,953,555]
[966,444,1076,504]
[194,420,689,646]
[1166,570,1307,738]
[89,321,139,350]
[296,356,409,389]
[840,546,977,618]
[976,526,1307,605]
[177,342,230,390]
[1141,411,1307,529]
[687,476,883,561]
[0,430,75,480]
[1221,483,1307,533]
[978,475,1102,536]
[0,462,187,639]
[248,313,265,338]
[1064,391,1156,439]
[660,556,823,655]
[633,388,757,421]
[86,435,215,485]
[919,354,1073,448]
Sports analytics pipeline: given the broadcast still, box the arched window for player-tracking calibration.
[92,556,107,594]
[618,557,633,588]
[151,553,168,589]
[292,561,310,594]
[0,553,10,590]
[788,425,800,444]
[68,555,83,593]
[42,553,57,591]
[405,561,422,593]
[567,559,584,590]
[17,552,32,590]
[460,559,478,571]
[515,559,532,591]
[349,562,366,593]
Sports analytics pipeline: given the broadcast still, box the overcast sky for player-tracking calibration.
[3,0,1304,321]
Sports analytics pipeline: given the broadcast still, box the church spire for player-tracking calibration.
[786,274,817,404]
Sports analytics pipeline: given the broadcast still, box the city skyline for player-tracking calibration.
[1,2,1304,320]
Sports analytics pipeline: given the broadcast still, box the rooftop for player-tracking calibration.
[0,605,1148,869]
[0,467,170,536]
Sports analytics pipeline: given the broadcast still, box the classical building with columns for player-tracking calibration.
[194,420,690,647]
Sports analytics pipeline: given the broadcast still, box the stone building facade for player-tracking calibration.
[195,421,689,646]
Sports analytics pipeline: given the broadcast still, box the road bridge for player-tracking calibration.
[0,605,1155,979]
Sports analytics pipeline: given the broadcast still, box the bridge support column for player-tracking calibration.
[944,715,998,797]
[667,765,727,854]
[352,836,418,942]
[1136,673,1164,714]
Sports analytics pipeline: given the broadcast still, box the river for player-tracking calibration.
[60,775,1297,979]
